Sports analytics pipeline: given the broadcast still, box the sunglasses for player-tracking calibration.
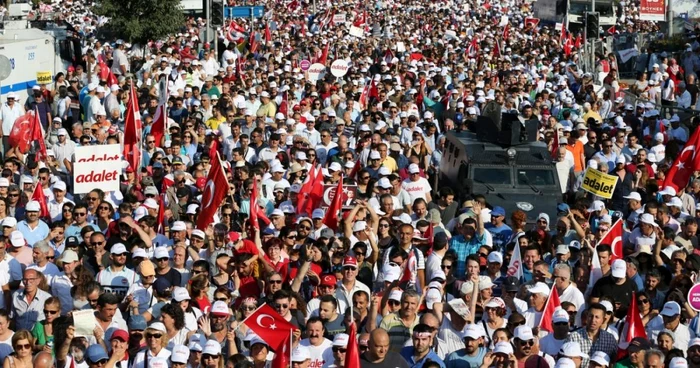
[14,343,31,350]
[332,347,347,353]
[388,300,400,306]
[146,333,162,339]
[268,280,282,284]
[638,299,650,304]
[518,339,535,346]
[44,309,59,315]
[274,303,289,309]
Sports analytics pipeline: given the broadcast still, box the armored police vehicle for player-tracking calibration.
[439,105,562,223]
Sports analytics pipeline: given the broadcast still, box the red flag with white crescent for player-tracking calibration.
[597,219,624,261]
[196,152,228,230]
[31,183,49,219]
[538,285,562,333]
[30,107,47,161]
[123,84,142,172]
[663,126,700,191]
[322,177,343,231]
[617,292,647,360]
[242,304,297,351]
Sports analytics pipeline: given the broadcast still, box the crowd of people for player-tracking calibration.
[0,0,700,367]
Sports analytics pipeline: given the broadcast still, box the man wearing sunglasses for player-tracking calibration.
[85,344,111,368]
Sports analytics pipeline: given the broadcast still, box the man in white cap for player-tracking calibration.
[402,163,432,203]
[95,243,138,296]
[263,164,290,200]
[590,259,636,310]
[522,282,550,329]
[291,345,312,368]
[444,323,486,367]
[48,181,74,222]
[686,338,700,368]
[328,333,349,368]
[17,200,49,246]
[0,91,24,154]
[539,308,572,356]
[512,325,555,367]
[647,301,692,350]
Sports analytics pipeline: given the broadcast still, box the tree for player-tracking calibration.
[93,0,184,45]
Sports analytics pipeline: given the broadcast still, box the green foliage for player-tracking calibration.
[93,0,184,44]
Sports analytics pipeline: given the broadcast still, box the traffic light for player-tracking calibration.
[211,0,224,27]
[586,12,599,39]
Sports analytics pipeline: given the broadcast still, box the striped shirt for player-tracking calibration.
[379,312,420,352]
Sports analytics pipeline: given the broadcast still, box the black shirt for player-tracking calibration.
[156,267,182,288]
[590,275,637,308]
[360,351,410,368]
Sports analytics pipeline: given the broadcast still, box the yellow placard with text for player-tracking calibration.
[36,71,52,85]
[581,168,618,199]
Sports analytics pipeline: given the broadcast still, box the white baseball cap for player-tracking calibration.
[10,230,24,247]
[528,282,549,296]
[611,259,627,278]
[590,351,610,366]
[462,324,482,339]
[170,344,190,364]
[513,325,534,341]
[560,341,588,358]
[552,308,570,323]
[291,346,311,362]
[332,333,349,347]
[202,340,222,356]
[623,192,641,201]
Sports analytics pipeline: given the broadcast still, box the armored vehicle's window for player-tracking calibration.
[473,168,512,185]
[517,169,556,186]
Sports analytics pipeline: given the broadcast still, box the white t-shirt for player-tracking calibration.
[401,177,432,203]
[299,338,333,368]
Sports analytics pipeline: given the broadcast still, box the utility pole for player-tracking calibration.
[668,0,674,37]
[205,0,211,52]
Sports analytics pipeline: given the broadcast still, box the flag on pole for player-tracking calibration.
[29,107,47,162]
[589,247,604,288]
[663,126,700,192]
[322,178,344,231]
[250,179,260,230]
[242,304,298,351]
[319,43,330,65]
[538,285,562,333]
[31,184,49,219]
[507,243,524,280]
[345,322,361,368]
[265,22,272,43]
[617,292,647,360]
[196,152,228,230]
[157,193,166,234]
[271,330,291,368]
[596,219,624,261]
[123,84,142,172]
[551,132,559,159]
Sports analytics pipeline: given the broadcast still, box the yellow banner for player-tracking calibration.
[581,168,618,199]
[36,71,52,85]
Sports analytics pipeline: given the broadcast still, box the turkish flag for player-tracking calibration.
[278,91,288,118]
[467,37,479,57]
[157,193,166,234]
[597,219,624,261]
[322,178,343,231]
[663,126,700,191]
[551,132,559,159]
[271,329,291,368]
[9,112,33,153]
[196,152,228,230]
[243,304,297,350]
[150,103,166,148]
[107,70,118,86]
[123,84,142,173]
[308,168,326,213]
[345,322,361,368]
[249,32,258,54]
[617,292,647,360]
[560,22,567,44]
[30,107,47,161]
[297,165,317,215]
[574,35,582,49]
[31,183,49,219]
[538,284,562,333]
[319,43,330,65]
[249,179,260,230]
[502,23,510,41]
[524,17,540,29]
[608,25,616,34]
[265,23,272,43]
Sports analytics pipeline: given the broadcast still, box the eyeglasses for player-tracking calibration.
[7,193,18,197]
[518,339,535,346]
[269,280,282,284]
[298,226,310,231]
[553,322,568,326]
[192,269,205,275]
[146,333,162,339]
[638,299,650,304]
[214,297,228,302]
[243,305,257,311]
[44,309,59,315]
[47,256,55,260]
[157,257,169,262]
[14,343,31,350]
[98,206,110,210]
[332,347,347,353]
[274,303,289,309]
[388,300,400,306]
[441,265,452,270]
[359,345,368,351]
[22,277,38,283]
[92,241,104,246]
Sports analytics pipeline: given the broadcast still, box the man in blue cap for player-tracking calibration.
[485,206,511,253]
[85,344,110,367]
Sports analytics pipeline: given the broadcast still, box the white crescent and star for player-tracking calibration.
[256,314,278,330]
[203,180,215,208]
[676,146,696,170]
[611,236,622,258]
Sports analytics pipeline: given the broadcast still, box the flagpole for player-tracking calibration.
[289,328,293,368]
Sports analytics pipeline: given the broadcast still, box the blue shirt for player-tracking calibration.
[400,347,445,368]
[65,223,100,243]
[449,233,486,278]
[16,220,50,247]
[485,223,512,253]
[445,347,487,368]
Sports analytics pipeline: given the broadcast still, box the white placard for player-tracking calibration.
[307,63,327,82]
[396,42,406,52]
[73,144,122,194]
[349,26,365,38]
[332,13,346,24]
[72,309,97,337]
[330,59,349,77]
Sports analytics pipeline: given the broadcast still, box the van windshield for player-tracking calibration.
[473,168,512,185]
[517,169,557,186]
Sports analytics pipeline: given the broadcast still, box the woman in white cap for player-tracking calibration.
[480,297,508,348]
[132,322,171,368]
[481,341,516,368]
[589,351,610,368]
